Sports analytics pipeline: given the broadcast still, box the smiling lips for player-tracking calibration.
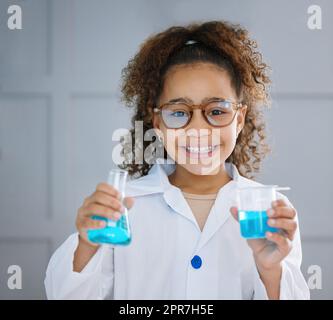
[179,145,220,158]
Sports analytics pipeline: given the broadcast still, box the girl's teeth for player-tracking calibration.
[185,146,217,153]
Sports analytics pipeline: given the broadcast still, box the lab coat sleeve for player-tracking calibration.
[44,233,114,300]
[252,194,310,300]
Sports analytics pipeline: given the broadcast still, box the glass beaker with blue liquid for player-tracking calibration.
[236,185,290,239]
[87,169,132,245]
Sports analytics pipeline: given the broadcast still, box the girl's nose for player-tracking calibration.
[186,109,211,131]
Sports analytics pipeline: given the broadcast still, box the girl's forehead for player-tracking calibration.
[164,62,228,78]
[161,63,235,100]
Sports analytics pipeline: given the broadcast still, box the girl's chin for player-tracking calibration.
[180,163,223,176]
[176,155,225,175]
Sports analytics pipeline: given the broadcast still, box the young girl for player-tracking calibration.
[45,21,310,299]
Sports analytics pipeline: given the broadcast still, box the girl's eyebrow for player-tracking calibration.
[166,96,227,104]
[166,97,190,104]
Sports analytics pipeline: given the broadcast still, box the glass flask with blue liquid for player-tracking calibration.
[236,185,290,239]
[87,169,132,245]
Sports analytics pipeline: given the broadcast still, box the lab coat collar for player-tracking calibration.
[126,156,242,197]
[126,157,247,250]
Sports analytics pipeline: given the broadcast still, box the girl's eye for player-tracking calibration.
[171,111,187,117]
[209,108,227,116]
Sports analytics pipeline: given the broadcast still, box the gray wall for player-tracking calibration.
[0,0,332,299]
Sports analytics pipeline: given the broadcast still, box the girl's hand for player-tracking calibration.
[230,199,297,272]
[76,182,135,248]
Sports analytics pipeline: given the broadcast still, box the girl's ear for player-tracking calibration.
[152,112,160,130]
[237,104,248,134]
[152,115,164,144]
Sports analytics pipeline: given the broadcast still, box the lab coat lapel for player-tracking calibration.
[125,157,197,227]
[155,157,200,228]
[125,160,166,197]
[125,158,245,241]
[195,162,242,251]
[196,179,238,251]
[163,186,200,229]
[156,160,244,238]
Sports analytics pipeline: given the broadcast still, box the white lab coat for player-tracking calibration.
[44,158,310,300]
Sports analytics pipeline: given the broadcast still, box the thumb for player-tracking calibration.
[123,196,135,210]
[229,206,239,222]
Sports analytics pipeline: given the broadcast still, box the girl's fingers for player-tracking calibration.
[229,206,239,221]
[271,199,288,208]
[123,196,135,210]
[96,182,122,199]
[81,218,106,230]
[267,206,296,219]
[266,231,292,255]
[267,218,297,240]
[84,191,124,212]
[81,203,122,220]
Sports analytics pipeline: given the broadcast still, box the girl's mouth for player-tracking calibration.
[179,145,220,159]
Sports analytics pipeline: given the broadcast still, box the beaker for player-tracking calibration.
[87,169,132,245]
[236,185,290,239]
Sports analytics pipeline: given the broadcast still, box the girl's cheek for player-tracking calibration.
[220,130,237,154]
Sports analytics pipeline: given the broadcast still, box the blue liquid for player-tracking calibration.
[238,210,278,239]
[87,215,131,245]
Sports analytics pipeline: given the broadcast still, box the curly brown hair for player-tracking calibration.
[119,20,271,179]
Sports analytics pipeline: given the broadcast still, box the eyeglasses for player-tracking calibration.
[153,98,244,129]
